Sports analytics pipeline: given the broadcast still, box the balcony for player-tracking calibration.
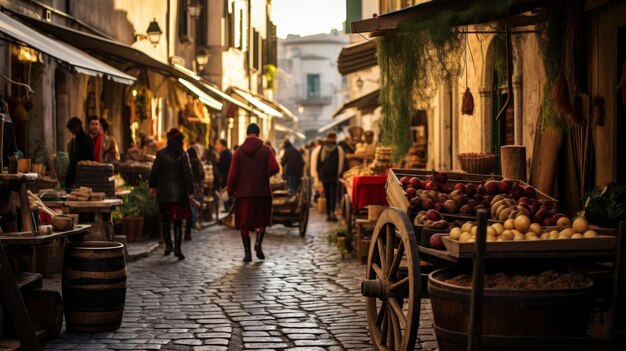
[295,83,334,105]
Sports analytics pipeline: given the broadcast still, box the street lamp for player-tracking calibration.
[196,48,210,67]
[135,18,163,47]
[188,0,203,19]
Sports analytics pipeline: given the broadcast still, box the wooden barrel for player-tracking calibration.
[62,241,127,333]
[428,268,594,351]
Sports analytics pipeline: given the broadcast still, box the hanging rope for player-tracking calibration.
[462,27,475,116]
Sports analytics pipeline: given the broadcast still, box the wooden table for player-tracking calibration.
[43,199,122,241]
[0,173,36,234]
[0,225,90,350]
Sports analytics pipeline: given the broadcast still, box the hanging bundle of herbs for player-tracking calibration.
[376,0,513,162]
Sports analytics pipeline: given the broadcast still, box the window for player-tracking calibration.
[179,1,191,43]
[228,0,247,51]
[307,74,320,98]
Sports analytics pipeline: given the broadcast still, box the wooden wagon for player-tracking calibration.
[271,176,311,236]
[360,168,626,351]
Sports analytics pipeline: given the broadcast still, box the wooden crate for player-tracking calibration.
[385,168,557,219]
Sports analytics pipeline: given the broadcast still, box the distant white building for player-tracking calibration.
[276,31,349,140]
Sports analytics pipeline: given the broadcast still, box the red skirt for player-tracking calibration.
[159,202,192,221]
[235,197,272,229]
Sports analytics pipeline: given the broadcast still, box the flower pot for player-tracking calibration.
[122,216,144,242]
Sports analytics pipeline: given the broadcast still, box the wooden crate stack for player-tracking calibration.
[75,162,115,197]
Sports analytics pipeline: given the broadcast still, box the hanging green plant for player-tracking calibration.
[376,0,514,162]
[263,64,277,91]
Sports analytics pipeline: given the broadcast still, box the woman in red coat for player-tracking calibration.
[227,123,280,262]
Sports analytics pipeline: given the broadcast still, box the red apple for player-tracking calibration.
[439,183,451,194]
[422,198,434,210]
[454,183,466,193]
[465,183,477,196]
[410,197,422,210]
[524,185,537,198]
[429,234,446,250]
[425,209,443,221]
[409,177,422,189]
[406,187,417,199]
[400,176,411,187]
[433,202,444,212]
[484,180,499,195]
[518,197,530,204]
[542,218,556,226]
[476,184,486,195]
[431,170,448,184]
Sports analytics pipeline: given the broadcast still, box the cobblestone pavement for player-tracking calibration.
[44,210,437,350]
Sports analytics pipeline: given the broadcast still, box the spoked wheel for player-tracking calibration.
[361,208,421,351]
[343,193,352,234]
[299,177,310,236]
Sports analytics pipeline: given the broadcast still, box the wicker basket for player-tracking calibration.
[457,153,497,174]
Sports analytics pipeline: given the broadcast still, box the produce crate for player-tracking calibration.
[456,153,498,174]
[75,163,115,197]
[385,168,557,220]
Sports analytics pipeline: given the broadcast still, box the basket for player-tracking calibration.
[456,153,497,174]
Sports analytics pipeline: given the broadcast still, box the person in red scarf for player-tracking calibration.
[227,123,279,262]
[87,115,120,163]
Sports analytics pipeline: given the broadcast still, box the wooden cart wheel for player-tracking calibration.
[343,193,352,234]
[298,177,310,236]
[361,207,421,351]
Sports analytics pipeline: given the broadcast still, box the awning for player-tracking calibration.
[337,39,377,76]
[268,101,298,122]
[178,79,223,111]
[12,12,246,110]
[350,0,545,35]
[318,112,357,133]
[274,123,305,140]
[231,87,283,118]
[0,12,135,85]
[333,89,380,118]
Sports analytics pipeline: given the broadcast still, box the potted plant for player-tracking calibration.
[325,226,353,258]
[121,182,159,242]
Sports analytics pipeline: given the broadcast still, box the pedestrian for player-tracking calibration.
[311,132,344,222]
[87,115,119,162]
[265,140,276,155]
[185,147,205,240]
[65,117,94,188]
[99,117,121,162]
[215,139,232,210]
[280,138,304,196]
[227,123,280,262]
[149,128,194,260]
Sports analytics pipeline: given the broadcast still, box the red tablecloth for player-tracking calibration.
[351,175,388,211]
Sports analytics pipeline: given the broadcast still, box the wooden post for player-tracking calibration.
[501,145,526,181]
[468,210,488,351]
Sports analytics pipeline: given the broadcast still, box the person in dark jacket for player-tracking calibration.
[311,132,344,222]
[185,147,205,241]
[280,138,304,195]
[149,128,194,260]
[227,123,280,262]
[215,139,232,209]
[65,117,94,188]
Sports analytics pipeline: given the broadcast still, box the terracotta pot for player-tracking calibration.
[121,216,144,242]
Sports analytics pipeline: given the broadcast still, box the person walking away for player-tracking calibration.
[98,117,121,162]
[227,123,279,262]
[215,139,232,210]
[149,128,194,260]
[185,147,205,240]
[65,117,94,188]
[311,132,344,222]
[280,138,304,196]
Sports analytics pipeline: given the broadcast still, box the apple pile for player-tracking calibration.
[413,209,449,229]
[399,171,562,223]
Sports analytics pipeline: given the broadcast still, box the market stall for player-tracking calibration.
[359,168,626,350]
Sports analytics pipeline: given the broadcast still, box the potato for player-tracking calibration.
[513,233,526,241]
[491,223,504,236]
[486,235,497,242]
[557,217,572,230]
[486,226,497,237]
[511,229,524,237]
[504,218,515,230]
[470,226,478,236]
[461,222,474,233]
[450,227,462,240]
[572,217,589,233]
[557,234,570,239]
[540,232,549,240]
[514,215,531,232]
[559,228,575,238]
[466,237,476,243]
[571,233,584,239]
[549,230,560,239]
[526,234,540,241]
[583,230,598,238]
[501,230,514,241]
[528,223,542,235]
[459,232,472,243]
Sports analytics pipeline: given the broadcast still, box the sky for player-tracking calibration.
[272,0,346,38]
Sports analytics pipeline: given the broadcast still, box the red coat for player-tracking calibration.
[227,137,280,229]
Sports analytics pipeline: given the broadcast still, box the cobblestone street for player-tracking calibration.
[43,211,436,350]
